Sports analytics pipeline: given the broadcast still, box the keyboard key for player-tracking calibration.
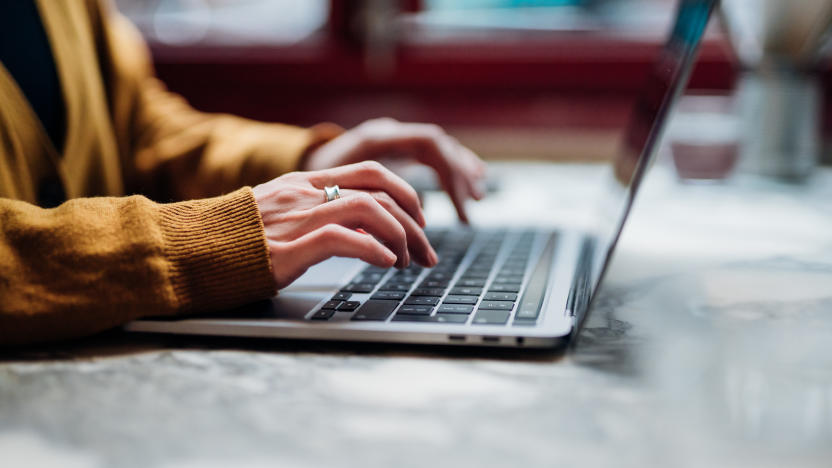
[442,295,478,305]
[379,282,411,292]
[351,300,398,321]
[499,269,526,277]
[321,300,341,310]
[438,304,474,314]
[484,292,518,302]
[494,275,525,284]
[434,313,469,323]
[410,288,446,297]
[426,272,453,281]
[462,269,491,279]
[450,287,482,296]
[397,305,433,316]
[512,318,538,326]
[342,282,375,293]
[472,309,511,325]
[405,296,441,306]
[489,283,521,293]
[431,266,456,273]
[354,272,384,284]
[363,266,390,274]
[457,279,486,287]
[478,301,514,311]
[337,301,361,311]
[310,309,335,320]
[331,292,351,301]
[514,232,555,322]
[372,291,406,300]
[393,313,468,324]
[514,305,542,320]
[402,265,424,275]
[419,280,449,289]
[387,275,419,285]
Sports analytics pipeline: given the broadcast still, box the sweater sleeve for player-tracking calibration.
[0,187,276,346]
[97,4,342,201]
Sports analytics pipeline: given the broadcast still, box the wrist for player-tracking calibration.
[297,123,346,171]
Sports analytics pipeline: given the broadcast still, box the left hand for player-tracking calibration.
[301,118,487,223]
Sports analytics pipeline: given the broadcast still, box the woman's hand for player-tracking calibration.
[302,118,487,223]
[253,161,438,289]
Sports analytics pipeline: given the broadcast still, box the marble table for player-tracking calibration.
[2,162,832,468]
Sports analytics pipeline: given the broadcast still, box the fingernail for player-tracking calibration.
[474,182,486,200]
[384,249,397,265]
[430,248,438,266]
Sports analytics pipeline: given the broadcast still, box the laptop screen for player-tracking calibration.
[587,0,718,302]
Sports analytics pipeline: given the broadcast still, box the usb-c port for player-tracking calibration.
[482,336,500,343]
[448,335,466,342]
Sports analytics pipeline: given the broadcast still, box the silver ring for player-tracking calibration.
[324,185,341,203]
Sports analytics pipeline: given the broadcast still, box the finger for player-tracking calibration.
[291,192,411,268]
[307,161,426,228]
[399,133,472,223]
[340,189,438,267]
[446,134,487,177]
[443,141,485,203]
[369,124,478,222]
[457,144,487,200]
[446,173,470,225]
[273,225,396,288]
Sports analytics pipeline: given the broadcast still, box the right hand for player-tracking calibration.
[252,161,439,289]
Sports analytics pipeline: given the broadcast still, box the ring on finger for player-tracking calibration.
[323,185,341,203]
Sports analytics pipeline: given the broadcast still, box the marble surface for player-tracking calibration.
[3,162,832,468]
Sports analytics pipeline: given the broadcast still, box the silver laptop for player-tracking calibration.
[126,0,717,349]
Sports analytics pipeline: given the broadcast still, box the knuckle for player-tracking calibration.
[418,123,443,139]
[281,171,304,181]
[372,191,393,208]
[358,233,377,250]
[317,224,343,242]
[362,117,397,129]
[416,134,442,154]
[349,191,378,211]
[360,159,385,174]
[394,223,407,241]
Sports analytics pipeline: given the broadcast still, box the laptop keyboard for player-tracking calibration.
[308,229,554,326]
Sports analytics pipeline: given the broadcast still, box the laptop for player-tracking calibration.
[126,0,717,349]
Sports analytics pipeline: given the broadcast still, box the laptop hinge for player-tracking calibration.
[567,237,594,321]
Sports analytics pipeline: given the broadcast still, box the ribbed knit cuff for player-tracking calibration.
[157,187,276,313]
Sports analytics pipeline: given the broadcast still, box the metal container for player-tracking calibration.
[720,0,832,180]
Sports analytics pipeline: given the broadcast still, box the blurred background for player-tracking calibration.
[112,0,832,175]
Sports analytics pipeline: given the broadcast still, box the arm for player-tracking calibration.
[0,162,437,346]
[0,188,275,346]
[97,4,485,219]
[97,4,341,201]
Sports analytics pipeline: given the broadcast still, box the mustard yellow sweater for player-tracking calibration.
[0,0,340,345]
